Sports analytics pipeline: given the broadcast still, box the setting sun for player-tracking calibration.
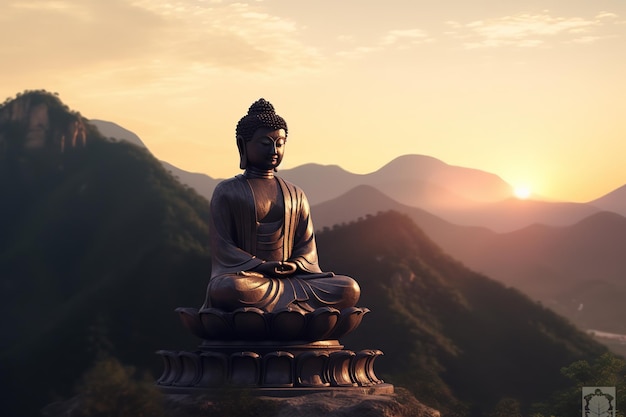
[514,186,532,200]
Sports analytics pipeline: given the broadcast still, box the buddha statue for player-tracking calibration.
[158,100,388,393]
[203,98,360,314]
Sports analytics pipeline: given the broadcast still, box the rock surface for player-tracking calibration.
[162,388,441,417]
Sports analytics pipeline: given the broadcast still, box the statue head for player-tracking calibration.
[236,98,288,170]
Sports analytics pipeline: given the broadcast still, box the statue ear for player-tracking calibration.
[236,135,247,169]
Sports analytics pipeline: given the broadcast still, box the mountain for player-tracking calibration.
[316,211,608,416]
[589,184,626,217]
[1,91,619,417]
[365,153,513,203]
[459,211,626,335]
[90,118,146,147]
[313,186,626,340]
[89,115,626,338]
[160,160,220,200]
[90,119,221,199]
[90,120,612,232]
[89,116,626,338]
[311,184,494,263]
[0,91,213,416]
[279,154,512,207]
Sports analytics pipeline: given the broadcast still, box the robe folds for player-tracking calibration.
[204,174,359,312]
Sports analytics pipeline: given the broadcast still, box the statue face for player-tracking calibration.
[245,127,287,170]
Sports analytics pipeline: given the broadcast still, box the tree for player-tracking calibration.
[532,353,625,417]
[489,398,523,417]
[73,356,165,417]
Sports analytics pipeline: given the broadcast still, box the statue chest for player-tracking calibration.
[247,178,284,223]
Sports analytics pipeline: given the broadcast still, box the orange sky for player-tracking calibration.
[2,0,625,202]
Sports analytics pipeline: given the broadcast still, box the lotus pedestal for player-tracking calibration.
[156,306,392,395]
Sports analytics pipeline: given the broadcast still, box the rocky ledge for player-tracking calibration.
[162,387,441,417]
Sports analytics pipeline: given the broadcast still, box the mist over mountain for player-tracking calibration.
[313,185,626,344]
[463,211,626,334]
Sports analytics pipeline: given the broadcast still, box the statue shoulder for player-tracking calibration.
[275,175,306,196]
[215,175,246,190]
[212,175,247,201]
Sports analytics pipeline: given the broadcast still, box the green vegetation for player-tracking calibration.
[0,91,212,416]
[530,353,626,417]
[316,211,617,417]
[1,91,623,416]
[71,355,165,417]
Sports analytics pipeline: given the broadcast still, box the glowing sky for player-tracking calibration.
[2,0,625,202]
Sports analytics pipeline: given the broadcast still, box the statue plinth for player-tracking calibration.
[156,306,392,395]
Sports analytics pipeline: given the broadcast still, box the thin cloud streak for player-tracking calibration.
[447,10,621,49]
[133,0,324,72]
[336,28,433,58]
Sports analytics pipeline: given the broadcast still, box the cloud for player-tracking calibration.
[447,10,621,49]
[379,29,431,46]
[0,0,322,89]
[336,28,432,58]
[0,0,166,69]
[128,0,323,71]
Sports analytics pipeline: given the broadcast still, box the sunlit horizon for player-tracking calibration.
[2,0,625,203]
[513,186,532,200]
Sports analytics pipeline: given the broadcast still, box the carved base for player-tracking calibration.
[156,341,390,394]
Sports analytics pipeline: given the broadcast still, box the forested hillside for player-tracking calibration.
[316,212,614,416]
[0,91,212,416]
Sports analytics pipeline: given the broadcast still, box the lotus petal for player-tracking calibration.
[352,350,383,386]
[328,351,357,387]
[198,352,228,387]
[175,307,206,339]
[199,308,232,339]
[229,352,260,386]
[297,351,330,387]
[305,307,339,341]
[174,352,201,386]
[270,308,306,340]
[364,349,384,384]
[262,351,295,387]
[328,307,369,339]
[155,350,181,386]
[232,307,268,340]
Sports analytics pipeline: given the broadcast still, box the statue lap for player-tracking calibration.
[207,273,360,313]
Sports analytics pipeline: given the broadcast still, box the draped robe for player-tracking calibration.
[204,174,359,312]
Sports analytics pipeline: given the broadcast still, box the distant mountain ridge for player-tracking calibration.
[312,185,626,345]
[91,118,626,351]
[88,120,626,341]
[91,120,626,232]
[589,184,626,214]
[90,119,146,148]
[91,119,221,203]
